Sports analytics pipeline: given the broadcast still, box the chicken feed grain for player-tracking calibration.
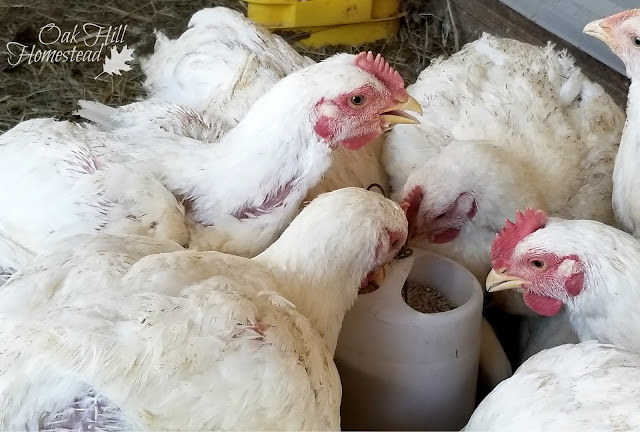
[402,281,455,313]
[359,280,456,313]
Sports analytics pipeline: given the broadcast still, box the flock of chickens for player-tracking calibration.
[2,4,640,430]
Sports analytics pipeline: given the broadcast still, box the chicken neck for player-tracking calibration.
[550,222,640,351]
[613,80,640,237]
[125,93,333,232]
[254,220,374,356]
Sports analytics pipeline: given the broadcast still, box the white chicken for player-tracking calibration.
[0,52,420,281]
[387,33,623,287]
[0,187,408,430]
[584,9,640,238]
[382,33,624,384]
[77,7,393,203]
[486,208,640,351]
[464,341,640,431]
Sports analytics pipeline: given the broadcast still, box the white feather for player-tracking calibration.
[0,188,407,430]
[465,342,640,430]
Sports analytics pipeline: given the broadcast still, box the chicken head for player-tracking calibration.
[486,208,585,317]
[398,141,543,248]
[310,52,422,151]
[402,185,477,243]
[584,9,640,78]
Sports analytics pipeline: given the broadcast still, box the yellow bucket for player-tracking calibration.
[245,0,402,47]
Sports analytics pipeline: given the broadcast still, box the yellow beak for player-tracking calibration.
[583,18,612,45]
[485,268,529,293]
[380,95,423,125]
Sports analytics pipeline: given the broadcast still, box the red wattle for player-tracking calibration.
[429,227,461,244]
[523,291,563,317]
[341,131,380,150]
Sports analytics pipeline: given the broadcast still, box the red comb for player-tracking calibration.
[490,208,548,269]
[601,9,640,27]
[355,51,405,95]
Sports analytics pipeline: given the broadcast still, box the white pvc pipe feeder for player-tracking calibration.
[335,248,483,431]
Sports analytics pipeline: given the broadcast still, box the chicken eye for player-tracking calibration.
[633,36,640,47]
[350,95,366,106]
[530,259,545,270]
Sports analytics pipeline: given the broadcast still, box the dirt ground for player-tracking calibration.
[0,0,460,132]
